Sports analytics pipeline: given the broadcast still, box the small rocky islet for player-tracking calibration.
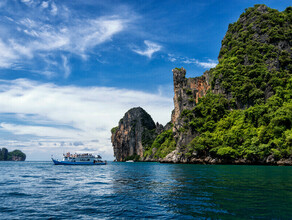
[111,4,292,165]
[0,148,26,161]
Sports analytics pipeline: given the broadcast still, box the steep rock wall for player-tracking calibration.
[111,107,159,161]
[171,68,210,131]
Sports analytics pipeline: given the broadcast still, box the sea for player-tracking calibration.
[1,161,292,219]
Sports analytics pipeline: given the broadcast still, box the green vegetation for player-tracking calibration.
[186,82,292,160]
[149,5,292,161]
[182,4,292,160]
[0,148,26,161]
[7,150,26,161]
[175,5,292,161]
[141,128,156,150]
[185,89,193,96]
[111,126,118,134]
[211,4,292,108]
[181,92,230,133]
[144,129,176,158]
[125,154,140,161]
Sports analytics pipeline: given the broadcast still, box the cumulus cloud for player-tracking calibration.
[0,79,173,160]
[132,40,162,58]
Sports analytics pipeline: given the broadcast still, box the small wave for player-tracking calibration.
[1,192,31,198]
[20,175,40,179]
[86,181,108,185]
[0,207,16,213]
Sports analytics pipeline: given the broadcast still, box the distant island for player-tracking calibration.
[0,148,26,161]
[111,5,292,165]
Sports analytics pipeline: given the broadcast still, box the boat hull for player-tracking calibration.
[52,158,106,165]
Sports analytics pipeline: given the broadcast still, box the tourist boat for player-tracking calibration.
[51,152,107,165]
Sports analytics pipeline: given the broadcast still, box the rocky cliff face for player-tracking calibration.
[111,4,292,165]
[163,4,292,164]
[111,107,160,161]
[171,68,211,148]
[171,68,210,125]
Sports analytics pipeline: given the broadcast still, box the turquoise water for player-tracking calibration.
[1,161,292,219]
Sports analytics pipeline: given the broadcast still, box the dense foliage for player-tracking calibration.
[149,5,292,161]
[144,129,176,159]
[178,5,292,161]
[141,128,156,150]
[210,5,292,108]
[184,79,292,160]
[0,148,26,161]
[125,154,140,161]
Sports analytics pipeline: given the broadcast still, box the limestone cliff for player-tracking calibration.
[111,107,161,161]
[171,68,210,124]
[111,5,292,165]
[162,4,292,164]
[171,68,211,147]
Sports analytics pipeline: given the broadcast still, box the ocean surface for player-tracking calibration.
[1,161,292,219]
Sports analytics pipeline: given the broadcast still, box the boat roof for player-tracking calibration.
[63,152,102,158]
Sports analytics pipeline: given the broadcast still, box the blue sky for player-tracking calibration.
[0,0,290,160]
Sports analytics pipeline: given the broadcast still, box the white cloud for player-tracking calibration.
[168,54,217,69]
[51,2,58,16]
[195,59,218,68]
[5,16,14,22]
[41,1,49,9]
[0,40,19,68]
[71,18,125,54]
[18,17,125,57]
[133,40,162,58]
[0,123,79,138]
[0,38,34,68]
[168,54,177,62]
[0,17,126,68]
[21,0,33,5]
[182,58,217,68]
[0,79,173,160]
[0,3,128,71]
[61,55,70,78]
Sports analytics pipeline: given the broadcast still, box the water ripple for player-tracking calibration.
[0,162,292,219]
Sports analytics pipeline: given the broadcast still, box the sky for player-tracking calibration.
[0,0,290,160]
